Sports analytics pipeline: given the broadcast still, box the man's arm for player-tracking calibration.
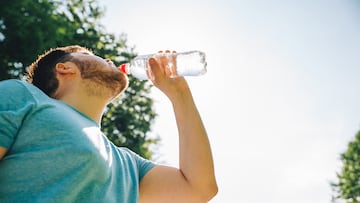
[0,147,7,160]
[139,57,218,203]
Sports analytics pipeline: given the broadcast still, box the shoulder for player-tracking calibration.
[0,80,39,148]
[0,80,51,115]
[117,147,156,180]
[0,79,36,96]
[0,80,32,104]
[0,79,49,104]
[117,147,144,162]
[0,79,27,89]
[117,147,148,162]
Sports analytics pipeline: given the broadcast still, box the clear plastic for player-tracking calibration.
[120,50,207,80]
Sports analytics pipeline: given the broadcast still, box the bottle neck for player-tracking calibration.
[119,63,130,75]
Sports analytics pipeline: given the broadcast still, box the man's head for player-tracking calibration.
[26,45,128,101]
[27,45,88,96]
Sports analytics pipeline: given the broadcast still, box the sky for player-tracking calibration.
[99,0,360,202]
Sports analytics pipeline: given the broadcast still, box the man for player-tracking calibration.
[0,45,217,202]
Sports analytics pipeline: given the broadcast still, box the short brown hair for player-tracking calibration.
[26,45,91,96]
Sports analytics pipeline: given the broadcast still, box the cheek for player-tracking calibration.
[78,60,128,89]
[80,61,106,79]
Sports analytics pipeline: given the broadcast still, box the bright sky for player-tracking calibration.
[99,0,360,202]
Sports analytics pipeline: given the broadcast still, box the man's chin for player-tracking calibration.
[109,75,129,102]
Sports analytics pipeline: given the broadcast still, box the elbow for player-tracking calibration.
[206,174,219,200]
[212,183,219,197]
[196,181,218,202]
[206,182,219,201]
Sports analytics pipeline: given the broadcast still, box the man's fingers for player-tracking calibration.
[149,50,178,80]
[148,57,162,81]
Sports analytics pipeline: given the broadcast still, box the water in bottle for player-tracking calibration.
[119,50,207,80]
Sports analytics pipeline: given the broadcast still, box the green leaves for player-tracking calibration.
[332,132,360,203]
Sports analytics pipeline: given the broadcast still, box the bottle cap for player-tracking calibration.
[119,63,129,74]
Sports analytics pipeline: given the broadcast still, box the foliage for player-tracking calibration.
[0,0,158,159]
[332,131,360,203]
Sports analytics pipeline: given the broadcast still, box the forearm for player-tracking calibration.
[170,85,218,199]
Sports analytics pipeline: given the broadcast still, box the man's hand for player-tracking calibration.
[148,50,190,102]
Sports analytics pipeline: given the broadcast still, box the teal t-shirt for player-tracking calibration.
[0,80,155,203]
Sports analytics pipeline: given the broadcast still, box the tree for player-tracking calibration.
[332,131,360,203]
[0,0,158,159]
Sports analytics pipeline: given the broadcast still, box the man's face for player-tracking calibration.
[70,52,129,101]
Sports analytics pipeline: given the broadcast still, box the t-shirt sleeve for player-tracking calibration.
[121,147,156,181]
[0,80,35,149]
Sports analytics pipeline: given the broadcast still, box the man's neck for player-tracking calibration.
[59,93,107,124]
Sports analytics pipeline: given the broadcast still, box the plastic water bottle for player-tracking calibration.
[119,50,207,80]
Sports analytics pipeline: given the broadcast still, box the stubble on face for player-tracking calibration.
[72,56,129,101]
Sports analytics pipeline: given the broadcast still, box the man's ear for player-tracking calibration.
[55,62,77,75]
